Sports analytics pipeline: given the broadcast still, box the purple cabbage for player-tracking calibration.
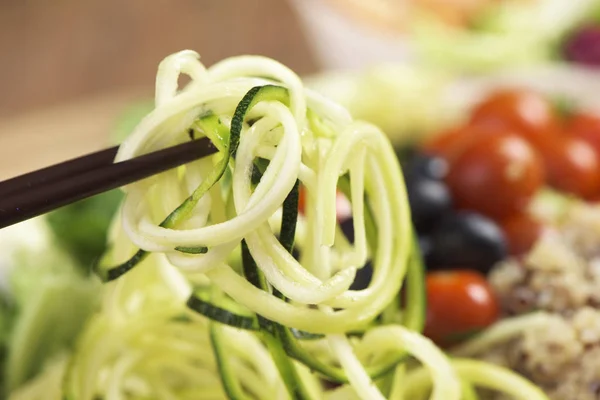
[564,25,600,67]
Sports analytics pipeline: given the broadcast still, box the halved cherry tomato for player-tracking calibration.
[537,136,600,199]
[424,270,499,347]
[565,111,600,157]
[499,213,544,256]
[470,88,560,146]
[446,132,544,219]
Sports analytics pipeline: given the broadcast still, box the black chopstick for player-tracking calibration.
[0,146,118,198]
[0,137,217,229]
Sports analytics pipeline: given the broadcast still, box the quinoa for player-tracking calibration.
[481,202,600,399]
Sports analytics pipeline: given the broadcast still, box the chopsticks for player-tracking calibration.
[0,137,217,229]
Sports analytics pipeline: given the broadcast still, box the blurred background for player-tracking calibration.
[0,0,318,117]
[0,0,598,178]
[0,0,316,177]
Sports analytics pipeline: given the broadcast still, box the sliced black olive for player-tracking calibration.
[407,178,452,234]
[427,211,507,274]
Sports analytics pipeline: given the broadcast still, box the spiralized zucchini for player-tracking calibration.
[23,50,550,400]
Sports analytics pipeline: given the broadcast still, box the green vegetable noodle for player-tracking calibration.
[8,51,549,400]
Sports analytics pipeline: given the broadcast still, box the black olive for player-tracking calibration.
[338,218,372,290]
[340,217,355,244]
[349,261,372,291]
[418,235,433,263]
[427,211,507,274]
[407,178,453,234]
[403,154,449,182]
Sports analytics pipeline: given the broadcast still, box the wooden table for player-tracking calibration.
[0,0,316,178]
[0,90,148,179]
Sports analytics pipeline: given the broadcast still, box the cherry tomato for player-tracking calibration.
[470,88,560,146]
[565,111,600,157]
[423,126,474,163]
[424,270,499,347]
[446,133,544,219]
[423,125,506,165]
[499,213,544,256]
[298,185,307,214]
[537,136,600,198]
[586,192,600,203]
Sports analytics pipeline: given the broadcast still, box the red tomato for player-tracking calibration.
[565,112,600,157]
[446,133,545,219]
[424,270,499,347]
[298,185,307,214]
[586,192,600,203]
[500,213,544,256]
[470,88,560,146]
[423,125,509,165]
[537,136,600,198]
[423,126,475,163]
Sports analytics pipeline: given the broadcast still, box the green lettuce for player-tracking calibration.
[0,219,99,394]
[1,100,153,396]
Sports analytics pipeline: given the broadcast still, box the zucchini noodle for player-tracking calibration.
[398,359,548,400]
[18,50,549,400]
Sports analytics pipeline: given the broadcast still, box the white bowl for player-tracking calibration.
[290,0,596,73]
[289,0,414,70]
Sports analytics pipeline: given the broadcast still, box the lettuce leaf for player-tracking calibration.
[0,219,100,393]
[46,190,123,269]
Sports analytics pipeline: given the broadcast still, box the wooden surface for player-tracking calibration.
[0,0,316,178]
[0,90,148,179]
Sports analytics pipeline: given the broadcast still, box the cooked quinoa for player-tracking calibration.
[481,202,600,399]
